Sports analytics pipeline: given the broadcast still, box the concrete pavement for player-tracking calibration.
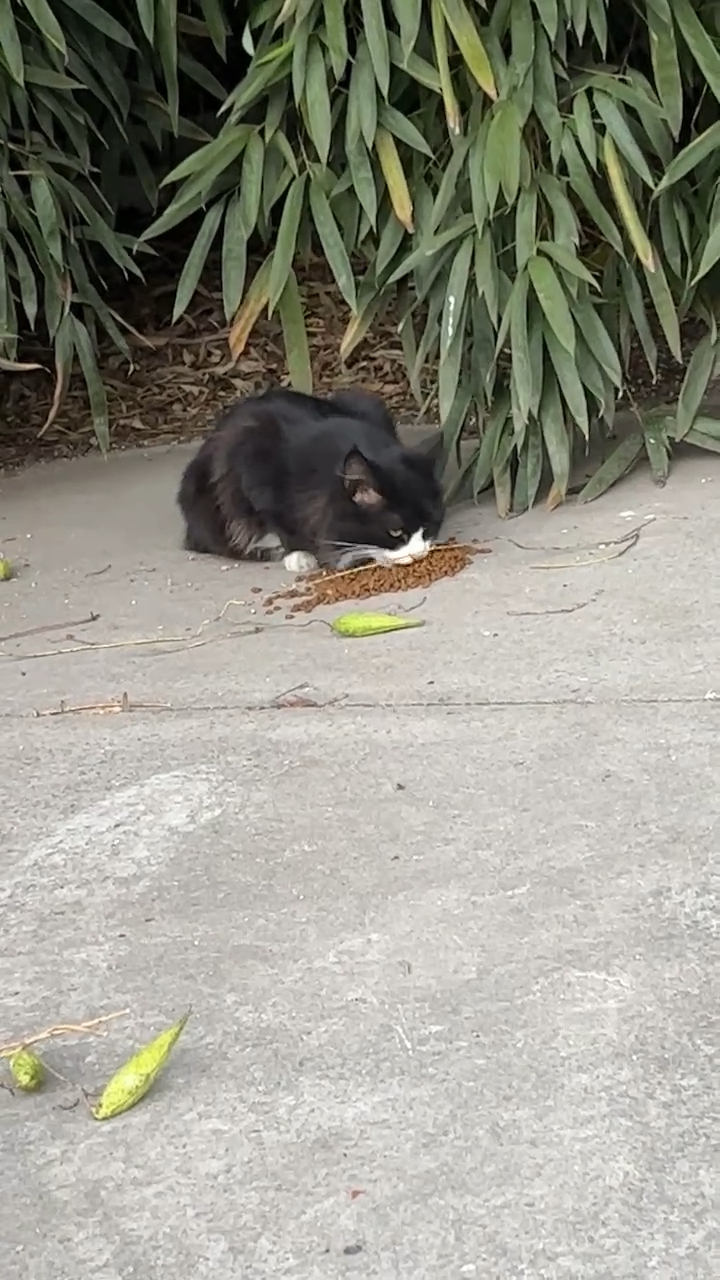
[1,442,717,1278]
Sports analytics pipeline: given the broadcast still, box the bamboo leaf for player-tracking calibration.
[643,255,681,360]
[378,103,434,158]
[172,201,224,323]
[19,0,67,55]
[309,179,357,309]
[347,134,377,229]
[390,0,422,63]
[221,195,248,322]
[323,0,348,79]
[527,254,575,356]
[509,270,532,425]
[691,217,720,288]
[675,334,718,440]
[485,101,522,211]
[431,0,461,135]
[238,133,264,237]
[643,419,670,486]
[577,433,644,503]
[441,236,473,360]
[0,0,25,84]
[375,127,414,233]
[603,133,655,270]
[305,37,332,165]
[361,0,390,98]
[673,0,720,106]
[440,0,497,100]
[593,91,655,187]
[654,123,720,194]
[70,314,109,452]
[268,175,306,313]
[156,0,179,132]
[543,325,589,435]
[229,255,273,361]
[646,1,683,139]
[60,0,135,47]
[278,269,312,393]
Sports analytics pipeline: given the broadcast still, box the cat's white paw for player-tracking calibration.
[283,550,318,573]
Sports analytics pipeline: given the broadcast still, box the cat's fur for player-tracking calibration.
[177,388,445,572]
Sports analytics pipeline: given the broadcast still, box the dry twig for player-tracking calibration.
[0,1009,129,1058]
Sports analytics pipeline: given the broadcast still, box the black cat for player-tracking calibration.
[177,388,445,572]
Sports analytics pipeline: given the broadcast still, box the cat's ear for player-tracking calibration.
[341,449,384,508]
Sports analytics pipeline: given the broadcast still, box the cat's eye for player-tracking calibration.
[388,528,403,538]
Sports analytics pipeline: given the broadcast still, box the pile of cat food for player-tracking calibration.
[264,540,488,615]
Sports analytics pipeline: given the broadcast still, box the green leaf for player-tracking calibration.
[323,0,348,80]
[390,0,422,63]
[0,0,24,84]
[378,103,434,158]
[30,173,63,265]
[572,90,597,169]
[161,127,251,195]
[199,0,227,58]
[268,174,306,313]
[562,131,625,256]
[675,334,718,440]
[646,1,682,139]
[60,0,136,47]
[691,217,720,288]
[537,241,597,289]
[509,270,532,425]
[643,420,670,486]
[472,394,510,498]
[592,90,655,187]
[305,37,332,165]
[347,134,377,229]
[438,304,468,423]
[134,0,154,42]
[440,0,497,99]
[515,186,538,271]
[238,133,264,237]
[577,432,644,503]
[569,296,623,388]
[5,231,38,329]
[156,0,179,132]
[540,375,571,500]
[70,314,110,452]
[19,0,67,54]
[485,101,522,209]
[278,269,312,394]
[684,427,720,455]
[643,256,681,361]
[543,326,589,435]
[441,236,473,361]
[309,179,357,309]
[221,192,247,322]
[172,201,224,323]
[620,260,657,377]
[528,255,575,356]
[348,37,378,149]
[361,0,390,98]
[654,122,720,194]
[673,0,720,107]
[533,0,558,41]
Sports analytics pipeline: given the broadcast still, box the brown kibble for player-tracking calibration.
[263,540,487,615]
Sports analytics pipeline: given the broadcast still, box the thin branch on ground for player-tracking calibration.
[0,611,100,644]
[0,1009,129,1058]
[507,595,600,617]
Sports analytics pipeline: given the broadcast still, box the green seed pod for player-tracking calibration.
[92,1011,190,1121]
[10,1048,45,1091]
[0,557,13,581]
[330,612,425,637]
